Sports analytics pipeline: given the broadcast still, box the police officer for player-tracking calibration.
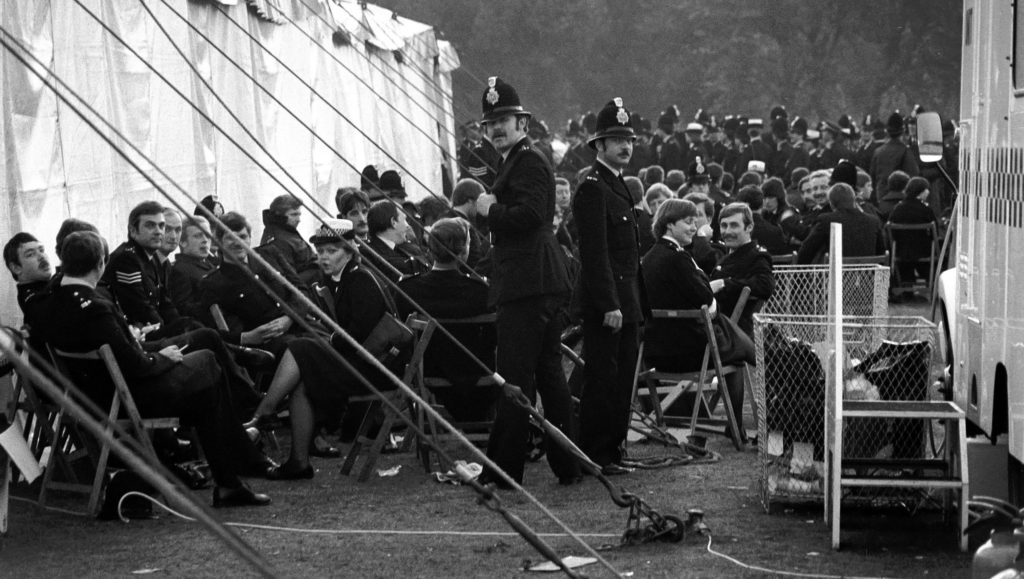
[709,202,775,442]
[710,203,775,336]
[573,98,649,474]
[474,77,581,487]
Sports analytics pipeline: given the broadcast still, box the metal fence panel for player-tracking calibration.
[753,314,940,512]
[762,265,890,318]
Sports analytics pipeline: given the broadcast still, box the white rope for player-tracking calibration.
[116,492,619,539]
[704,534,892,579]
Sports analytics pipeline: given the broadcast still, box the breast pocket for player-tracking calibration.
[607,210,636,251]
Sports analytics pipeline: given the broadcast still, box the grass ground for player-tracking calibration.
[0,425,971,578]
[1,299,972,577]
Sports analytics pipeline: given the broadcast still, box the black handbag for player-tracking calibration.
[360,273,413,361]
[711,313,755,365]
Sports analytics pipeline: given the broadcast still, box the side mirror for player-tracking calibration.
[916,111,944,163]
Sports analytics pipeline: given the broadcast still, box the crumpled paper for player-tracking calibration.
[430,460,482,485]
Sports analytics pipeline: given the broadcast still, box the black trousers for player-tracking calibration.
[484,295,580,484]
[579,319,640,466]
[130,350,258,488]
[149,327,259,419]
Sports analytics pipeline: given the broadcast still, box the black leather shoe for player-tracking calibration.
[212,484,271,508]
[229,345,276,370]
[243,414,283,432]
[600,463,635,476]
[266,461,315,480]
[309,438,342,459]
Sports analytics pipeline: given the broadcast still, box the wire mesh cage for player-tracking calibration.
[753,314,941,512]
[762,265,890,317]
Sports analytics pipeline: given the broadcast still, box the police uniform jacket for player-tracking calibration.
[711,141,729,166]
[462,137,500,188]
[877,189,905,223]
[817,142,850,171]
[641,237,715,369]
[310,261,387,345]
[769,141,794,178]
[169,253,216,321]
[451,207,492,274]
[710,241,775,334]
[658,135,685,172]
[34,284,178,407]
[486,136,572,305]
[888,197,938,260]
[362,235,430,283]
[785,146,810,180]
[259,211,319,282]
[797,208,886,264]
[102,238,180,327]
[685,235,723,277]
[198,250,309,342]
[751,213,791,255]
[870,139,920,201]
[17,278,52,356]
[571,160,648,323]
[397,268,496,393]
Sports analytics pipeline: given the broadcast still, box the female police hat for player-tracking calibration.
[309,218,356,245]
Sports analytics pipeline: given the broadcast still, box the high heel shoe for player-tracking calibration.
[243,413,282,432]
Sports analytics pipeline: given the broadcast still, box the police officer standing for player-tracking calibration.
[573,98,648,475]
[474,77,581,487]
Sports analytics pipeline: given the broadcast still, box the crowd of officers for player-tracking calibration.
[1,77,959,503]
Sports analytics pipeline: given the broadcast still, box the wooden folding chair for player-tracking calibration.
[339,318,418,482]
[4,339,62,468]
[45,345,179,515]
[403,313,498,473]
[827,252,890,266]
[635,287,753,450]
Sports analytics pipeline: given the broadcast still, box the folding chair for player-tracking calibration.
[403,313,498,473]
[45,345,179,515]
[635,288,753,450]
[829,252,890,266]
[339,314,418,482]
[4,337,62,467]
[885,222,937,302]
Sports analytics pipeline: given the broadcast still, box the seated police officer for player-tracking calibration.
[398,217,496,422]
[35,231,272,508]
[245,219,395,480]
[199,211,313,359]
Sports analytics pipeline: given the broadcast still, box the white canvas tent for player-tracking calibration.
[0,0,459,327]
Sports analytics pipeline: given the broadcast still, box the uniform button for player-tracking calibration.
[239,293,245,298]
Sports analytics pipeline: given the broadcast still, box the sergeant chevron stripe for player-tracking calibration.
[115,271,143,285]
